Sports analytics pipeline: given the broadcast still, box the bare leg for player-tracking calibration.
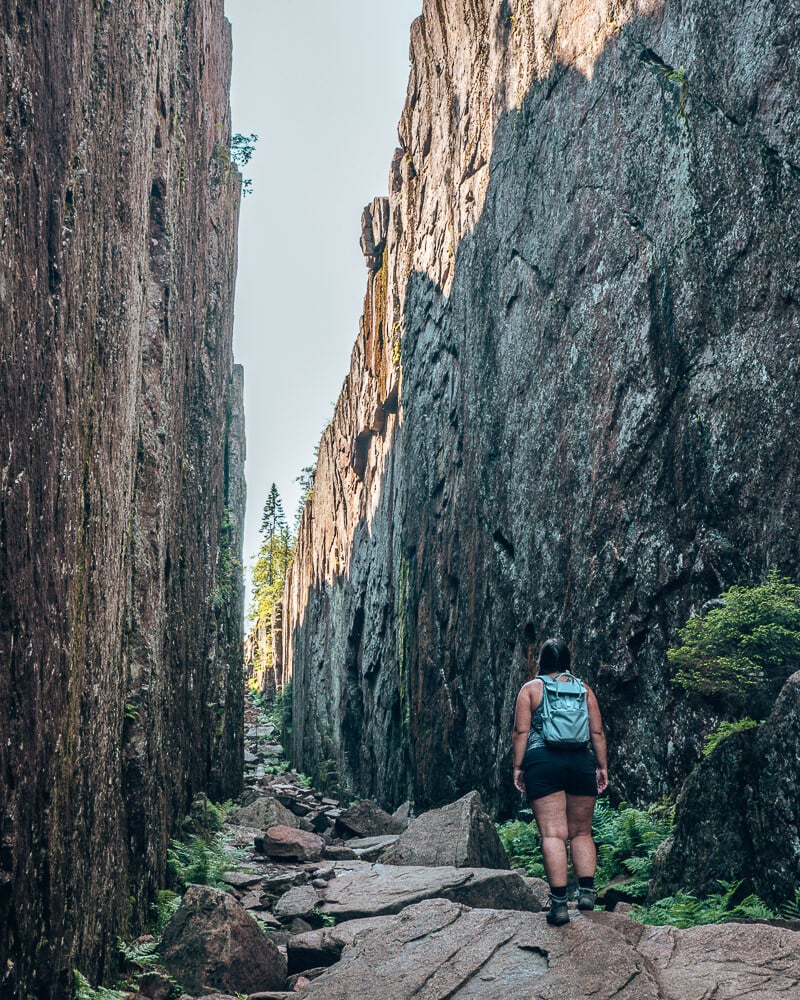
[532,792,569,886]
[566,794,597,878]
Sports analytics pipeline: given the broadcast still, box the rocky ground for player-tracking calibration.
[126,699,800,1000]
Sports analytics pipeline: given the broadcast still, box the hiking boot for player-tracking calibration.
[577,887,596,911]
[546,893,569,926]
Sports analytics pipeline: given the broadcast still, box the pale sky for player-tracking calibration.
[224,1,423,596]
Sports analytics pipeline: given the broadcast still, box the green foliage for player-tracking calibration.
[669,571,800,700]
[702,717,760,757]
[591,799,674,899]
[166,832,244,891]
[118,937,161,971]
[633,880,778,928]
[73,971,126,1000]
[231,132,258,167]
[781,891,800,921]
[150,889,182,935]
[497,799,673,899]
[497,819,545,878]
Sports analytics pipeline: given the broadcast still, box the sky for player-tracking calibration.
[224,0,423,594]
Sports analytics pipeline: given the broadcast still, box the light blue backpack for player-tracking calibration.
[540,671,590,748]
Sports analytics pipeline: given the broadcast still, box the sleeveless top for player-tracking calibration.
[525,688,547,753]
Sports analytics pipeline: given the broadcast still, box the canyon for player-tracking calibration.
[284,0,800,813]
[0,0,244,993]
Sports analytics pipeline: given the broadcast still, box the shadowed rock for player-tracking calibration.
[381,791,509,869]
[160,885,287,995]
[335,800,404,838]
[255,826,325,862]
[232,796,301,831]
[650,671,800,908]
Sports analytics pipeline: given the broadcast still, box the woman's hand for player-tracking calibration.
[513,767,527,795]
[596,767,609,794]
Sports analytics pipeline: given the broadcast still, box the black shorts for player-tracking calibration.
[522,745,598,801]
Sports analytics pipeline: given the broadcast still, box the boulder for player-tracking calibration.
[231,796,301,830]
[316,862,540,920]
[650,672,800,908]
[381,792,509,869]
[298,898,800,999]
[255,826,324,862]
[335,800,404,838]
[160,885,287,995]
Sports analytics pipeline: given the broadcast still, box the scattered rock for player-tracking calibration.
[288,917,313,935]
[316,862,540,920]
[221,871,263,890]
[391,801,413,828]
[345,835,399,860]
[286,968,327,990]
[274,885,321,922]
[324,845,358,861]
[286,917,395,974]
[381,792,509,869]
[160,885,287,995]
[335,800,404,839]
[522,877,550,908]
[232,797,301,831]
[137,971,177,1000]
[255,826,325,862]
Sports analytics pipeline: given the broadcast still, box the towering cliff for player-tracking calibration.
[0,0,244,993]
[285,0,800,813]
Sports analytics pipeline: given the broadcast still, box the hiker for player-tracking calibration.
[512,638,609,926]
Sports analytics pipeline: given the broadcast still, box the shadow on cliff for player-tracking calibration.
[288,0,800,815]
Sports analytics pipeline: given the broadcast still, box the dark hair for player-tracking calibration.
[538,638,571,675]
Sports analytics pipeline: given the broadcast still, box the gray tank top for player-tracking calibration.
[526,685,546,752]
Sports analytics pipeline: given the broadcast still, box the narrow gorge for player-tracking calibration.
[284,0,800,813]
[0,0,244,993]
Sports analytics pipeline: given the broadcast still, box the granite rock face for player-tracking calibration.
[0,0,243,993]
[650,671,800,907]
[284,0,800,812]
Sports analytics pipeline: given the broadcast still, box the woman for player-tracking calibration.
[512,638,609,926]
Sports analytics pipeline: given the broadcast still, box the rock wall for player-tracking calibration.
[0,0,243,993]
[285,0,800,814]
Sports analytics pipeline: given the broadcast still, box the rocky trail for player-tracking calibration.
[121,697,800,1000]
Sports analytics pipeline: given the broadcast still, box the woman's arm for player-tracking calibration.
[585,686,609,794]
[512,684,534,794]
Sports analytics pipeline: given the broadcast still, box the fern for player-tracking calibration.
[496,819,545,878]
[166,832,245,891]
[780,891,800,921]
[150,889,182,934]
[633,880,779,928]
[73,971,127,1000]
[118,937,161,970]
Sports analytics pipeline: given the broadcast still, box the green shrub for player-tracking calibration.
[633,880,777,927]
[669,570,800,701]
[702,717,760,757]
